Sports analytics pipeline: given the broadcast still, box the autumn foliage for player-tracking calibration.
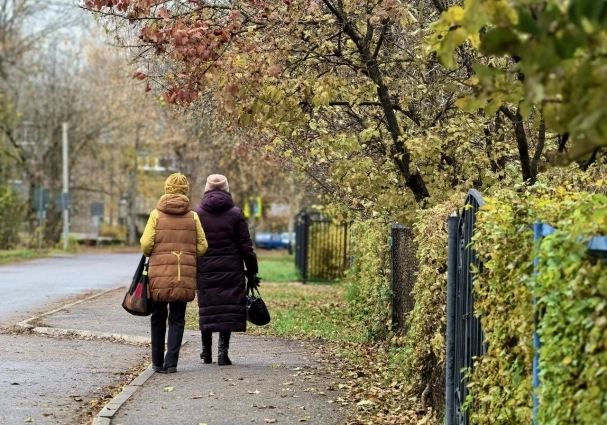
[87,0,554,219]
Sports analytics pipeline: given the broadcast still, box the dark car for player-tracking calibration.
[254,232,285,250]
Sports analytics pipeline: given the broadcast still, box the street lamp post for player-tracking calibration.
[62,122,69,251]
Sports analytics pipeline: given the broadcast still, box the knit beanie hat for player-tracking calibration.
[205,174,229,192]
[164,173,189,195]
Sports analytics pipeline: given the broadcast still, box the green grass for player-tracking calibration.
[247,282,363,342]
[186,281,363,342]
[0,249,44,265]
[256,251,300,283]
[185,250,362,341]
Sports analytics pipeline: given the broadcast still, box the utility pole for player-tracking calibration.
[62,122,69,251]
[128,126,140,245]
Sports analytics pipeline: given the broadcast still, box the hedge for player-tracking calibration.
[471,186,607,424]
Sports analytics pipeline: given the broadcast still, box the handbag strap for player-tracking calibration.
[247,286,261,298]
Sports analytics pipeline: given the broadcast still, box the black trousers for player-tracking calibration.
[150,301,187,368]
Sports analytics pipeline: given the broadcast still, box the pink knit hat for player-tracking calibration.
[205,174,229,192]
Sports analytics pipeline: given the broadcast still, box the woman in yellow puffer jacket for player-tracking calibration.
[140,173,208,373]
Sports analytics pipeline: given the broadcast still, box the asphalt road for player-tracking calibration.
[0,253,141,326]
[0,253,148,425]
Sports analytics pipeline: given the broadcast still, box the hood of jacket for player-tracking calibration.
[199,190,234,214]
[157,194,192,215]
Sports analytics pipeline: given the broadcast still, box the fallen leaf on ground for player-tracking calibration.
[163,386,174,392]
[357,400,375,406]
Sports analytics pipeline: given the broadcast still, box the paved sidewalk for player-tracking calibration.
[28,288,350,425]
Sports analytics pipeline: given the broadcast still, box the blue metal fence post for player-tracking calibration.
[532,222,555,424]
[532,222,542,425]
[446,213,459,425]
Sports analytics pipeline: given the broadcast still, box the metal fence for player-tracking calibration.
[445,189,486,425]
[445,190,607,425]
[294,211,350,283]
[390,224,418,333]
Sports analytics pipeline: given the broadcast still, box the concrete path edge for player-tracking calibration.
[93,341,189,424]
[12,286,167,425]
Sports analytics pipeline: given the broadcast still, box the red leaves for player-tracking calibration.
[157,7,170,21]
[307,1,320,14]
[140,27,165,43]
[228,10,241,21]
[164,88,199,104]
[225,84,239,97]
[267,64,283,78]
[133,71,147,80]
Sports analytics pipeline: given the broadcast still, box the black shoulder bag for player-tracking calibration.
[246,275,271,326]
[122,255,154,316]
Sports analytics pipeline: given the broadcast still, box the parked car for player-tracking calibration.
[280,232,295,246]
[254,232,285,250]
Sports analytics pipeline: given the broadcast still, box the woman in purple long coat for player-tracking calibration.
[193,174,258,366]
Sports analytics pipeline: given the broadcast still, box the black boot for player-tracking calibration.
[200,332,212,364]
[218,331,232,366]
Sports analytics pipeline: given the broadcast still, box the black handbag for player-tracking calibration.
[122,255,154,316]
[246,287,271,326]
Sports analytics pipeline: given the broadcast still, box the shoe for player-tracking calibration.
[200,332,212,364]
[152,365,164,372]
[161,365,177,373]
[218,331,232,366]
[200,351,212,364]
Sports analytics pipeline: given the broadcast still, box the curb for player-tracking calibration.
[27,327,151,345]
[13,286,188,425]
[14,287,152,345]
[93,340,189,424]
[94,364,156,422]
[16,287,122,329]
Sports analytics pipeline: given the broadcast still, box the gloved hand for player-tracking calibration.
[246,272,261,291]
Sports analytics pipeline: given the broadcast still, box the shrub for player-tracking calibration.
[99,224,127,240]
[345,219,393,341]
[400,195,463,414]
[0,185,27,249]
[471,186,607,424]
[307,220,350,280]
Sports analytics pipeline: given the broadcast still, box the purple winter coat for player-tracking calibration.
[194,189,258,333]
